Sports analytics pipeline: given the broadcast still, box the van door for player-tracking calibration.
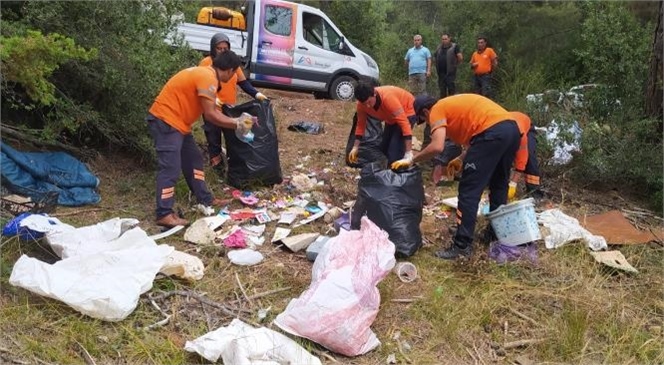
[292,11,350,90]
[253,0,297,83]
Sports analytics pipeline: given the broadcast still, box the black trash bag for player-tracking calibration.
[222,100,283,189]
[345,112,385,168]
[350,162,424,258]
[287,121,324,135]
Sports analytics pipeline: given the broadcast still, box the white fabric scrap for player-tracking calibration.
[19,214,75,236]
[9,227,173,321]
[184,318,322,365]
[537,209,607,251]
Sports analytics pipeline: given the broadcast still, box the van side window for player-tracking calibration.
[302,12,341,53]
[265,5,292,36]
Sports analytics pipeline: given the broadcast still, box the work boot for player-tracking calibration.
[156,213,188,228]
[434,242,473,260]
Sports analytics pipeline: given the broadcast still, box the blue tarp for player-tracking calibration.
[1,143,101,206]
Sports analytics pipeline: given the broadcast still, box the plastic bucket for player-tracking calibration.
[485,198,541,246]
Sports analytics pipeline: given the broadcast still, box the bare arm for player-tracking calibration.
[426,57,432,77]
[200,97,237,129]
[413,126,446,163]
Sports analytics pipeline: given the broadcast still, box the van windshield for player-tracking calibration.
[302,12,341,53]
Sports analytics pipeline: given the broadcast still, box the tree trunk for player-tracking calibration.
[645,1,663,119]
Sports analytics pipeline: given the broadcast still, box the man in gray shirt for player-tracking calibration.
[434,33,463,98]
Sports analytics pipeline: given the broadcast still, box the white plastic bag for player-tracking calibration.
[274,217,396,356]
[227,249,264,266]
[537,209,607,251]
[184,318,322,364]
[46,217,140,258]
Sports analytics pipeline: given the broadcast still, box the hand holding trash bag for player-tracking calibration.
[446,157,462,178]
[348,146,360,164]
[390,151,413,170]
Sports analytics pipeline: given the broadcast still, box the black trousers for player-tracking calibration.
[380,115,418,164]
[453,120,521,248]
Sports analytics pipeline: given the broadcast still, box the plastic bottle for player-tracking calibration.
[235,112,256,143]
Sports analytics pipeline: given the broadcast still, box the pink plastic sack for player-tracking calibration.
[274,217,396,356]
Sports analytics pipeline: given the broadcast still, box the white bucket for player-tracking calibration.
[486,198,541,246]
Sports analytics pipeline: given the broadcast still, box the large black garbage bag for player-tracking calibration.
[350,162,424,257]
[345,112,385,168]
[222,100,283,189]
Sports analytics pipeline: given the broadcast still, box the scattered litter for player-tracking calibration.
[442,196,489,216]
[257,306,271,321]
[278,211,298,225]
[291,173,317,191]
[305,203,323,214]
[323,207,344,223]
[254,211,271,223]
[160,250,205,281]
[386,353,397,364]
[149,225,185,240]
[537,209,607,251]
[230,209,257,221]
[488,241,538,264]
[287,121,325,135]
[223,229,247,248]
[583,210,659,245]
[281,232,320,252]
[3,213,72,241]
[184,215,228,245]
[334,212,351,232]
[393,261,418,283]
[306,236,331,262]
[590,250,638,273]
[272,227,291,243]
[227,249,264,266]
[274,217,396,356]
[343,200,355,209]
[544,119,582,165]
[184,318,322,364]
[194,204,216,216]
[46,217,140,258]
[232,190,259,206]
[242,224,266,237]
[294,202,328,227]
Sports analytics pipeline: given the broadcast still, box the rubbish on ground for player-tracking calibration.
[254,211,271,223]
[537,209,607,251]
[160,250,205,281]
[393,261,418,283]
[46,217,139,258]
[230,208,258,221]
[257,306,271,321]
[583,210,660,245]
[194,204,216,216]
[305,203,322,214]
[232,190,259,205]
[544,119,582,165]
[184,318,322,364]
[343,200,355,209]
[323,207,344,223]
[291,173,317,191]
[223,229,247,248]
[486,198,541,246]
[287,121,325,135]
[306,236,331,262]
[274,217,395,356]
[294,203,328,227]
[441,196,489,216]
[242,224,266,236]
[272,227,291,243]
[227,249,264,266]
[9,226,173,321]
[278,211,298,225]
[184,215,228,245]
[281,232,320,252]
[351,163,423,257]
[590,250,638,273]
[334,213,351,232]
[488,241,538,264]
[386,353,397,364]
[149,225,185,240]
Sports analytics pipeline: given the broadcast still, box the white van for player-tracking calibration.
[168,0,380,101]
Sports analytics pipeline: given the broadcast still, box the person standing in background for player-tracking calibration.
[434,33,463,98]
[470,36,498,99]
[404,34,432,96]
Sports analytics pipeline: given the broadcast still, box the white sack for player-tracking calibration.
[274,217,395,356]
[184,318,322,365]
[46,217,140,258]
[537,209,607,251]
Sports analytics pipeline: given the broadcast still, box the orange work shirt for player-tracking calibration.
[355,86,416,138]
[427,94,512,146]
[510,111,531,172]
[470,47,497,75]
[148,66,217,134]
[199,56,244,105]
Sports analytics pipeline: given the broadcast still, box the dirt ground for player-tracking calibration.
[1,88,662,365]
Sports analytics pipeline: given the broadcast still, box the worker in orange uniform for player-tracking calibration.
[509,111,543,200]
[399,94,520,259]
[348,81,418,165]
[147,51,252,228]
[200,33,268,177]
[469,36,498,99]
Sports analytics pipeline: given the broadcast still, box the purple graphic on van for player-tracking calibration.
[255,0,297,83]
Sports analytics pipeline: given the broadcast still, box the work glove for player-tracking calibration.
[446,157,462,179]
[255,92,268,101]
[390,151,414,170]
[235,113,254,135]
[508,181,517,201]
[348,146,359,164]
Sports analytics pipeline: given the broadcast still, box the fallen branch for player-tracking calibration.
[396,338,413,364]
[143,315,172,331]
[622,208,664,221]
[503,338,546,350]
[51,208,105,217]
[228,286,292,304]
[235,273,254,308]
[465,347,478,365]
[311,348,338,363]
[151,290,237,318]
[508,308,540,327]
[75,341,97,365]
[391,298,417,303]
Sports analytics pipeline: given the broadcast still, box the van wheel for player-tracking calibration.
[313,91,329,99]
[330,76,356,101]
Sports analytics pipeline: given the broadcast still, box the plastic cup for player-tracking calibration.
[394,262,418,283]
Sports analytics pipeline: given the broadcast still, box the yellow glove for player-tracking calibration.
[508,181,517,201]
[446,157,462,179]
[236,113,254,134]
[348,146,359,164]
[390,151,414,170]
[255,92,268,101]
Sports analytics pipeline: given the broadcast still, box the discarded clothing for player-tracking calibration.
[488,241,538,264]
[537,209,607,251]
